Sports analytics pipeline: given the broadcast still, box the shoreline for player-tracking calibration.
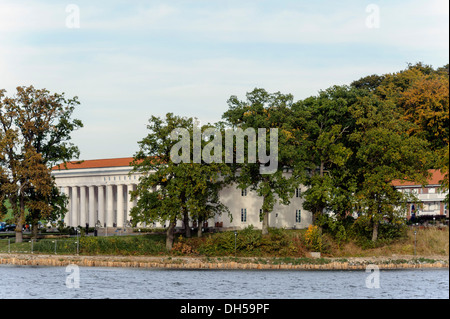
[1,253,448,270]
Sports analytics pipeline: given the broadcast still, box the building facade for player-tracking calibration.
[52,158,448,230]
[392,169,449,219]
[51,157,312,230]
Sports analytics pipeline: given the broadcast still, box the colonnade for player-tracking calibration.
[62,184,137,228]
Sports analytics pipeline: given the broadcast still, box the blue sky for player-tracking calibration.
[0,0,448,160]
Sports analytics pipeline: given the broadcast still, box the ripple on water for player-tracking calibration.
[0,266,448,299]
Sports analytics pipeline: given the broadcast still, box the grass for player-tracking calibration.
[0,237,78,254]
[330,227,449,258]
[1,227,448,259]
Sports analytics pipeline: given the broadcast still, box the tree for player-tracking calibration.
[349,94,432,241]
[0,86,82,242]
[130,114,230,250]
[351,74,385,92]
[373,63,449,200]
[222,88,301,235]
[294,86,360,222]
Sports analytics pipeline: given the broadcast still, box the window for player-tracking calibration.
[241,188,247,196]
[429,188,436,194]
[241,208,247,222]
[295,210,301,223]
[295,188,301,198]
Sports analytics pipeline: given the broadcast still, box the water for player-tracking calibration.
[0,265,448,299]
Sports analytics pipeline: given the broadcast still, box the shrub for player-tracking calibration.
[79,235,166,255]
[304,225,323,252]
[237,225,262,251]
[316,214,350,248]
[172,236,198,255]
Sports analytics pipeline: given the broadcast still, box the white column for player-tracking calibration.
[88,186,96,227]
[117,184,124,228]
[106,184,114,227]
[71,186,78,227]
[98,185,105,227]
[79,186,87,227]
[63,186,70,226]
[126,184,135,225]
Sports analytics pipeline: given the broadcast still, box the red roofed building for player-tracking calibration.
[52,157,136,171]
[51,157,143,229]
[392,170,449,220]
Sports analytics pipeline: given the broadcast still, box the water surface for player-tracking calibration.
[0,265,447,299]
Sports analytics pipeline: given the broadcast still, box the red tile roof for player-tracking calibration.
[392,169,447,187]
[52,157,135,170]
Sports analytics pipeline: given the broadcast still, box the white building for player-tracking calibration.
[51,157,312,230]
[393,169,449,219]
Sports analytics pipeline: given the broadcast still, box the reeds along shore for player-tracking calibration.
[0,254,448,270]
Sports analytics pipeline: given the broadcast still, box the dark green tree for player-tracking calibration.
[222,88,302,235]
[130,114,230,250]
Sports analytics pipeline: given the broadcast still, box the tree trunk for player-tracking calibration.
[183,210,191,238]
[15,227,23,243]
[262,209,269,235]
[166,220,176,251]
[197,218,203,238]
[372,220,379,242]
[15,196,25,243]
[32,221,39,239]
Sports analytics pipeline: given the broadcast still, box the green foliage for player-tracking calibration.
[79,235,167,255]
[316,212,410,250]
[194,226,302,257]
[222,88,302,234]
[130,113,231,249]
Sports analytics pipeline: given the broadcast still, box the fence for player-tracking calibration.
[0,237,80,255]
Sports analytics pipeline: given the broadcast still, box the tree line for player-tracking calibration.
[1,62,448,249]
[130,62,449,249]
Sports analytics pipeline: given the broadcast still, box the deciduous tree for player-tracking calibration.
[0,86,82,242]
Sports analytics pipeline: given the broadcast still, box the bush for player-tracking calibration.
[349,214,408,244]
[316,214,350,248]
[237,225,262,251]
[79,235,167,255]
[304,225,323,252]
[172,236,198,255]
[260,228,289,254]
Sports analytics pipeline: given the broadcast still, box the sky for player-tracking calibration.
[0,0,448,161]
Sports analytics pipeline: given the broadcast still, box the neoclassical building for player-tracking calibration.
[52,158,140,228]
[52,158,448,230]
[51,157,312,230]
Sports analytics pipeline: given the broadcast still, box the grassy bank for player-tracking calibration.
[1,226,448,259]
